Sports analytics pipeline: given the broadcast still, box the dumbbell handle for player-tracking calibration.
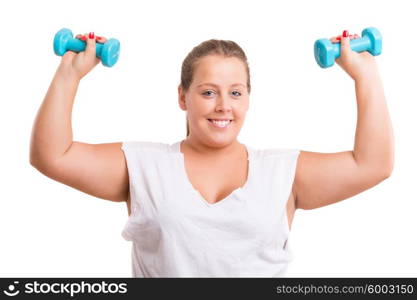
[332,35,372,59]
[65,38,105,58]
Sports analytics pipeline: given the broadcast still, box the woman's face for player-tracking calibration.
[178,55,249,147]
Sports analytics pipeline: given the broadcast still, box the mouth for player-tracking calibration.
[207,119,233,128]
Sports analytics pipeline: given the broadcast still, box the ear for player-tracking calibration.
[178,85,187,111]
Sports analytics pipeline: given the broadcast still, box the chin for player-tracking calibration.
[207,134,238,147]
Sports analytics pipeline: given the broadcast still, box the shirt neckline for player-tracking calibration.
[172,140,252,208]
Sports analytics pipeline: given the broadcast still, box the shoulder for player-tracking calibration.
[120,141,179,169]
[248,146,300,177]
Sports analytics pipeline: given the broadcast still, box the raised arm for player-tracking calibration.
[294,30,394,210]
[30,33,129,204]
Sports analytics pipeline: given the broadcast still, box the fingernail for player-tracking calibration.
[89,32,95,39]
[336,36,341,41]
[342,30,349,38]
[80,36,87,41]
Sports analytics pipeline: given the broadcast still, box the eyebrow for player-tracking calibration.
[197,83,246,88]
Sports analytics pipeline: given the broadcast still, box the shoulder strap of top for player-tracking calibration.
[121,141,170,153]
[250,147,300,160]
[121,141,299,158]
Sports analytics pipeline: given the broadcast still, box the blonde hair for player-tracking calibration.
[179,39,251,137]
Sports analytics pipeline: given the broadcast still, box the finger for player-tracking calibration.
[60,50,77,66]
[85,32,99,63]
[76,34,87,41]
[96,36,108,43]
[336,34,356,41]
[333,33,360,42]
[340,30,351,56]
[81,33,89,41]
[63,50,76,59]
[330,34,341,43]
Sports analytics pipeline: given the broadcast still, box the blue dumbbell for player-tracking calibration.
[53,28,120,67]
[314,27,382,68]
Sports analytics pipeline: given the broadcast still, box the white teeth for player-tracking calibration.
[209,119,231,128]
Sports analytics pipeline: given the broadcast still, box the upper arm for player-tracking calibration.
[293,150,391,210]
[34,141,129,202]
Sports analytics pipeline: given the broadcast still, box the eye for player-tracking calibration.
[202,90,242,97]
[202,90,215,96]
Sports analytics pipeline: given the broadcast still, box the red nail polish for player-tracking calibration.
[336,37,341,41]
[89,32,95,39]
[80,36,87,41]
[342,30,349,38]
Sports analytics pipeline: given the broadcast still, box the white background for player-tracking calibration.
[1,0,416,277]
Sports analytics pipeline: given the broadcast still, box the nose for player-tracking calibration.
[215,94,232,112]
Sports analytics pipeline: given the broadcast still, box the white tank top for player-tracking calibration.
[121,140,300,277]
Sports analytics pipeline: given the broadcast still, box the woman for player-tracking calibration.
[29,30,394,277]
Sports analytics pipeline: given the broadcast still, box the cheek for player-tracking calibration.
[188,97,210,110]
[235,107,247,119]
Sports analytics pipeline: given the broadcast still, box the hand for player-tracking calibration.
[58,32,108,81]
[330,30,379,81]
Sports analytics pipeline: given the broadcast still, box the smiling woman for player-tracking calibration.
[30,31,393,278]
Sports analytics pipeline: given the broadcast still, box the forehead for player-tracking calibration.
[193,55,247,86]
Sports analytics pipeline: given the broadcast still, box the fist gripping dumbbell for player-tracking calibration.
[314,27,382,68]
[53,28,120,67]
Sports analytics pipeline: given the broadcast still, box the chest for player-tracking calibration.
[182,155,296,230]
[184,156,248,205]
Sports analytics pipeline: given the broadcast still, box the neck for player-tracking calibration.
[182,135,242,158]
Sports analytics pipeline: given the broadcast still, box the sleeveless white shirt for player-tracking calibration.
[121,140,300,277]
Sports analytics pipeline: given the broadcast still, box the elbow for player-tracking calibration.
[29,153,39,168]
[383,148,395,179]
[29,150,44,170]
[378,162,394,180]
[29,143,53,171]
[372,153,395,180]
[29,152,39,167]
[382,165,393,179]
[383,155,395,179]
[29,141,41,168]
[29,155,45,173]
[29,153,55,175]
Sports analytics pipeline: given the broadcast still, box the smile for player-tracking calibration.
[207,119,233,128]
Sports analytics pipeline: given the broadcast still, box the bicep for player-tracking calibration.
[293,150,389,210]
[41,141,129,202]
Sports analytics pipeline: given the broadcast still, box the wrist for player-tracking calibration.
[56,63,82,83]
[353,67,380,83]
[352,59,380,82]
